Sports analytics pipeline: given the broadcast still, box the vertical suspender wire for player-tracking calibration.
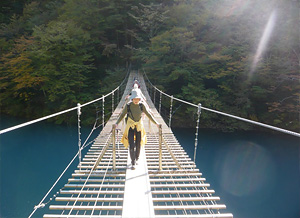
[148,84,152,101]
[169,95,174,127]
[194,103,202,165]
[77,103,82,170]
[112,92,114,112]
[112,125,116,170]
[102,95,105,128]
[159,92,162,114]
[158,124,163,171]
[147,81,150,95]
[117,87,120,104]
[153,87,156,108]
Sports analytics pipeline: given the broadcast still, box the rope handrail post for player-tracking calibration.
[102,95,105,128]
[194,103,202,164]
[159,91,162,114]
[162,136,182,169]
[169,95,174,128]
[92,135,112,172]
[77,103,82,169]
[116,128,120,158]
[158,124,162,171]
[112,125,116,170]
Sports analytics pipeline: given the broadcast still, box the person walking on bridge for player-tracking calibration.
[114,89,159,169]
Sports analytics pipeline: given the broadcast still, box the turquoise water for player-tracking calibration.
[0,116,299,218]
[173,128,300,218]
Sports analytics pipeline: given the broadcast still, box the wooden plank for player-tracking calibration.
[147,169,199,174]
[147,165,195,169]
[154,164,195,168]
[44,215,122,218]
[72,173,126,177]
[146,154,190,158]
[153,204,226,210]
[151,190,215,194]
[49,205,122,210]
[154,214,233,218]
[56,197,123,202]
[82,158,127,161]
[147,160,194,163]
[147,158,192,161]
[145,150,187,154]
[80,161,127,165]
[152,196,220,202]
[150,183,210,188]
[150,178,205,182]
[78,166,128,170]
[148,172,202,177]
[84,154,127,158]
[64,184,124,188]
[74,170,126,174]
[68,178,125,183]
[60,190,124,195]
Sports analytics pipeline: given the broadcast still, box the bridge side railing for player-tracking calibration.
[0,65,131,136]
[21,66,131,218]
[142,69,300,138]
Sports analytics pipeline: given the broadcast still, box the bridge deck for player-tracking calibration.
[43,71,233,218]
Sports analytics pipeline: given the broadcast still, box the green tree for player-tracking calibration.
[32,20,94,112]
[0,36,45,117]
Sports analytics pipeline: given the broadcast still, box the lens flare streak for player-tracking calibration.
[250,10,277,75]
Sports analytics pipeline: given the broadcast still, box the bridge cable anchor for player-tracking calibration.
[34,203,45,210]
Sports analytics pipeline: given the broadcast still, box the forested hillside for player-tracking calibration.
[0,0,299,131]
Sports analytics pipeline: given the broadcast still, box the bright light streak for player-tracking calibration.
[250,10,277,76]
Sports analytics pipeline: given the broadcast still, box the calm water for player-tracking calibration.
[0,116,299,218]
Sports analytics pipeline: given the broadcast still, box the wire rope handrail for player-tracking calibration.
[28,132,113,218]
[142,69,300,138]
[0,67,131,135]
[26,67,131,218]
[28,150,80,218]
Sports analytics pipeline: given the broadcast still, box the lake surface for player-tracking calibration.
[0,115,299,218]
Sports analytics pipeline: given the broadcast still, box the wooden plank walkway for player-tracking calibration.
[43,71,233,218]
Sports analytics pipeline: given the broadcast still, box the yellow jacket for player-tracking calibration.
[121,117,147,148]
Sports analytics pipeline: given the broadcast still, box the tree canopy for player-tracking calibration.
[0,0,299,132]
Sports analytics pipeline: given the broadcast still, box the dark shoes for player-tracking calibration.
[131,160,135,170]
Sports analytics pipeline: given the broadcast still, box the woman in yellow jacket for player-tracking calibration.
[114,89,159,169]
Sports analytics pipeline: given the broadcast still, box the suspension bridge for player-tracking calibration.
[44,71,233,218]
[1,69,299,218]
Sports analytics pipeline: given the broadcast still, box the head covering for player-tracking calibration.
[130,89,142,100]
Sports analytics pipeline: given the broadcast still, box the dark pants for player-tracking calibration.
[128,127,141,165]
